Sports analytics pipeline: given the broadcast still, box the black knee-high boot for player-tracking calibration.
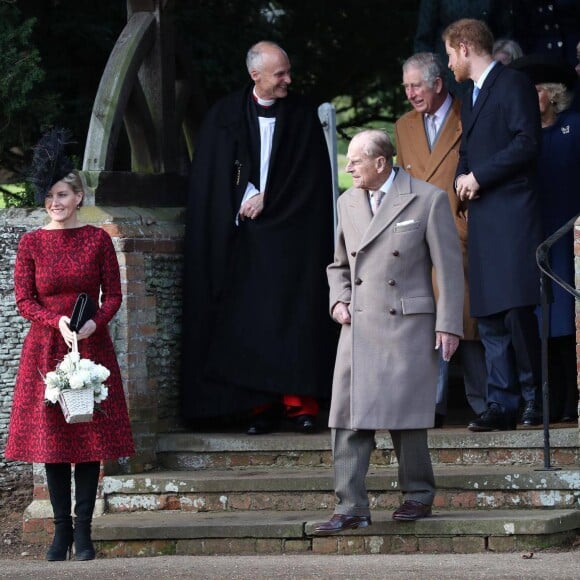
[45,463,73,561]
[73,461,100,561]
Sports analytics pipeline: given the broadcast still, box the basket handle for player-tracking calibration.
[71,331,79,355]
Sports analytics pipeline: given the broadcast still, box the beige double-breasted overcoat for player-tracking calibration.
[327,168,463,430]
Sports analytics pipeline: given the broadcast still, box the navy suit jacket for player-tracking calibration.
[457,62,543,317]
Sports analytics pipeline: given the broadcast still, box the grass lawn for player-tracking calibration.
[337,154,351,191]
[0,183,27,208]
[335,122,397,194]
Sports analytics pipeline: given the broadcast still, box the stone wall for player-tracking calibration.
[144,252,183,431]
[0,206,185,489]
[0,217,42,496]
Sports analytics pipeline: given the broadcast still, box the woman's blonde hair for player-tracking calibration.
[539,82,572,114]
[61,170,85,206]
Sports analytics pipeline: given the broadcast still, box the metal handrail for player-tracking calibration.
[535,212,580,470]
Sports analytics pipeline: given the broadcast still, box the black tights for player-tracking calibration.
[44,461,100,560]
[44,461,100,523]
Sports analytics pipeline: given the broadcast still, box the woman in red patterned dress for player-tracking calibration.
[5,134,134,561]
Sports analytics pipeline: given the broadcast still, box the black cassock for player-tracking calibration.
[182,85,337,419]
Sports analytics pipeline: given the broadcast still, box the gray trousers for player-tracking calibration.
[331,427,436,517]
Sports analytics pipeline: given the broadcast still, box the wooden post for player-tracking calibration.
[84,0,189,200]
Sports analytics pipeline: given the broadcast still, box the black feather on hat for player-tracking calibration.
[28,128,75,204]
[510,54,576,90]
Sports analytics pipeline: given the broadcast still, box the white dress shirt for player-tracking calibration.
[237,88,277,224]
[425,93,452,148]
[368,168,396,215]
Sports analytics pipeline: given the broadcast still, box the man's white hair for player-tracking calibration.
[246,41,288,73]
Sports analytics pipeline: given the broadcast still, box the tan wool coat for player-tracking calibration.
[327,169,464,430]
[395,98,478,340]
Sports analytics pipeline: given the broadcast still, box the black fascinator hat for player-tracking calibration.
[510,54,576,90]
[28,128,75,204]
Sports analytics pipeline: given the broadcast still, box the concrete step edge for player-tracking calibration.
[157,428,578,452]
[102,466,580,494]
[92,508,580,541]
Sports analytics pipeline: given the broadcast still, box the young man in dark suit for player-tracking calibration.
[442,19,543,431]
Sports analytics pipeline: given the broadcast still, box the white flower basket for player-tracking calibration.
[58,387,95,423]
[44,333,109,422]
[53,333,98,424]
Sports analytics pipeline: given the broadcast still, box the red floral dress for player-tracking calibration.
[5,225,134,463]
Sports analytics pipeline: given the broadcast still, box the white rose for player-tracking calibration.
[59,355,77,374]
[78,359,95,371]
[68,351,80,363]
[95,385,109,403]
[69,370,91,389]
[44,371,61,389]
[88,364,109,382]
[44,385,60,404]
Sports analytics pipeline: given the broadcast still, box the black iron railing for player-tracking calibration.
[535,213,580,470]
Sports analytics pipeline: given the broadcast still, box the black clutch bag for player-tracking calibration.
[69,293,97,332]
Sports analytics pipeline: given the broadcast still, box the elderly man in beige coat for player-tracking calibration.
[314,129,463,534]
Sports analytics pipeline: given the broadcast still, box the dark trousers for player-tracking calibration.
[436,340,488,416]
[477,306,541,417]
[547,335,578,421]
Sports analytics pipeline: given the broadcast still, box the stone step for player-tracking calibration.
[103,465,580,513]
[92,508,580,556]
[157,428,579,470]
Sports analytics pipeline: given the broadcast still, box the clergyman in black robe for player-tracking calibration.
[182,41,337,434]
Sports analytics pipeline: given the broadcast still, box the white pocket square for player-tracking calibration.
[396,219,416,226]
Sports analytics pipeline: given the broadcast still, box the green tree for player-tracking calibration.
[17,0,126,164]
[0,0,51,205]
[2,1,421,205]
[180,0,419,138]
[0,0,125,205]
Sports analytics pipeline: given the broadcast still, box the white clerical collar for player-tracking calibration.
[474,60,497,90]
[253,87,276,107]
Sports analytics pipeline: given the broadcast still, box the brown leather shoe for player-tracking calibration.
[313,513,371,535]
[392,500,432,521]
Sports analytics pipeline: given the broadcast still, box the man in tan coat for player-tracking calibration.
[395,52,487,427]
[314,129,463,534]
